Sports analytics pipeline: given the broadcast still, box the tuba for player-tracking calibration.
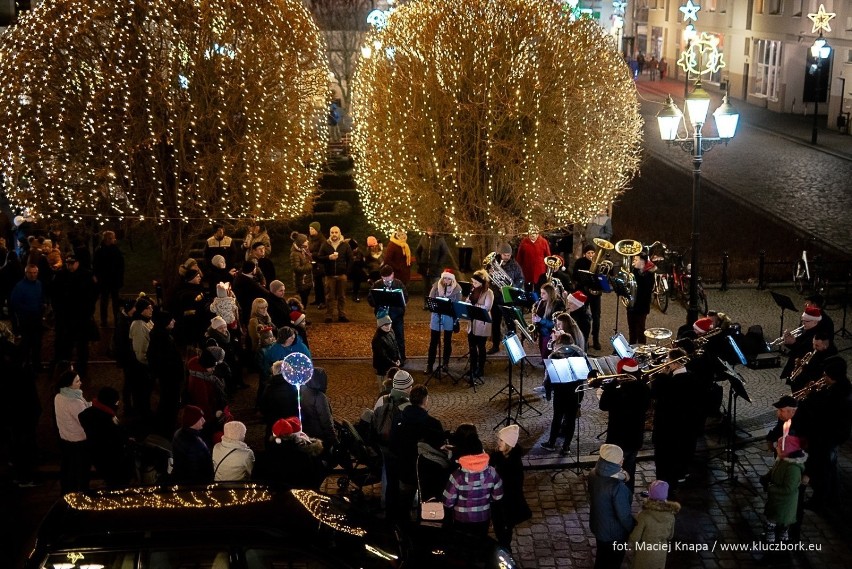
[544,255,566,297]
[578,238,614,296]
[482,252,513,288]
[614,239,642,308]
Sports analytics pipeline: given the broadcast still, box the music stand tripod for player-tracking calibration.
[708,361,756,495]
[452,300,492,392]
[770,291,798,347]
[493,333,529,434]
[424,296,459,385]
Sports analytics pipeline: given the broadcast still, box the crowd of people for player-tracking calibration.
[2,215,851,567]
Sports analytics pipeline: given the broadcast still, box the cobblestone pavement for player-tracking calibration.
[4,285,852,568]
[635,77,852,254]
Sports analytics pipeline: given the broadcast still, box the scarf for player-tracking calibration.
[389,235,411,266]
[59,386,87,403]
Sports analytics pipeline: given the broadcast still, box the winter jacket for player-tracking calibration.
[55,387,90,442]
[443,452,504,524]
[79,401,131,487]
[515,236,551,286]
[391,404,446,485]
[253,433,326,489]
[368,278,408,320]
[765,452,807,526]
[290,244,313,292]
[599,380,651,453]
[467,288,494,338]
[629,499,680,569]
[429,280,462,332]
[212,437,255,481]
[489,446,532,527]
[317,238,353,277]
[588,458,635,542]
[372,328,400,375]
[415,234,451,279]
[129,317,153,365]
[92,242,125,289]
[299,368,337,448]
[171,427,213,484]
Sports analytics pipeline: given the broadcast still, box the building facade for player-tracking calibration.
[631,0,850,131]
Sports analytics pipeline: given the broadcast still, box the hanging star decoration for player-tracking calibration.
[613,1,627,14]
[679,0,700,23]
[677,32,725,76]
[807,4,836,34]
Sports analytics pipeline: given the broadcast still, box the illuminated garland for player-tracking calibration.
[352,0,642,239]
[64,485,272,511]
[0,0,329,226]
[292,489,367,536]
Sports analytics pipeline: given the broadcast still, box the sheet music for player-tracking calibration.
[568,357,591,380]
[545,357,592,383]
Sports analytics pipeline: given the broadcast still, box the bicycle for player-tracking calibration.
[666,247,709,315]
[793,249,827,295]
[645,241,669,313]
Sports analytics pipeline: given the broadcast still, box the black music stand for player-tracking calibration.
[502,286,537,309]
[499,305,534,344]
[453,300,491,391]
[370,288,407,311]
[493,333,530,434]
[709,358,756,495]
[458,280,472,299]
[770,291,798,346]
[424,297,459,385]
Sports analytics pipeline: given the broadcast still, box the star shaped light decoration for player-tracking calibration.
[807,4,836,34]
[613,1,627,13]
[677,32,725,76]
[679,0,700,23]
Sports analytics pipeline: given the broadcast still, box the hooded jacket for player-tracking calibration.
[443,452,504,523]
[588,458,635,542]
[765,451,807,526]
[299,368,337,447]
[628,499,681,569]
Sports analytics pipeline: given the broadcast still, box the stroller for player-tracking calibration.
[331,419,383,496]
[131,433,173,485]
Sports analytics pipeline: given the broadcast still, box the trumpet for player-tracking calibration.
[785,349,815,385]
[769,325,805,347]
[641,354,694,378]
[792,376,829,400]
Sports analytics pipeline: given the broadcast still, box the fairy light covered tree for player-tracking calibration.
[0,0,329,288]
[352,0,642,248]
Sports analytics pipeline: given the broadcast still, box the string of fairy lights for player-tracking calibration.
[0,0,329,227]
[351,0,642,240]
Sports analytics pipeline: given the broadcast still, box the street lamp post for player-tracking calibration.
[657,83,739,325]
[810,34,831,145]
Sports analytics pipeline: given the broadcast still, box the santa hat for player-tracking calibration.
[599,443,624,464]
[290,310,306,327]
[181,405,204,429]
[616,358,640,374]
[693,317,714,335]
[272,416,302,443]
[210,315,227,330]
[441,268,456,281]
[498,424,520,448]
[801,306,822,322]
[566,291,588,311]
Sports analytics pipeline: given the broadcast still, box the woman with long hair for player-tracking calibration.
[466,270,494,384]
[425,269,461,375]
[532,282,564,359]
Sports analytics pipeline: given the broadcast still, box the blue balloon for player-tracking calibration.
[282,352,314,386]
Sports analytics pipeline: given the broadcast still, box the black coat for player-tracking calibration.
[627,267,654,315]
[253,436,326,489]
[372,328,400,375]
[78,404,131,487]
[92,243,125,289]
[489,446,532,527]
[317,240,353,277]
[390,404,446,485]
[171,427,213,484]
[599,379,651,452]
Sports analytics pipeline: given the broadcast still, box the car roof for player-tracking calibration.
[29,484,400,567]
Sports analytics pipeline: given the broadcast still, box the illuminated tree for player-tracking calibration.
[0,0,329,288]
[352,0,642,248]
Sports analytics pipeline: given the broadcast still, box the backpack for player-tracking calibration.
[371,395,410,446]
[744,324,769,356]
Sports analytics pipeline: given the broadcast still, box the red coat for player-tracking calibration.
[384,241,411,284]
[515,236,551,286]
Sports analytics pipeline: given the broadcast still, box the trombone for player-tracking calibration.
[768,325,805,347]
[577,353,695,391]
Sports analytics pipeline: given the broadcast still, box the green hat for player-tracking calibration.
[309,221,321,232]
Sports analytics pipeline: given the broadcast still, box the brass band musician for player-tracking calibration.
[572,245,603,350]
[780,306,826,379]
[795,356,852,511]
[540,332,585,456]
[787,330,837,394]
[466,270,494,385]
[532,282,564,359]
[599,357,651,494]
[650,348,704,491]
[486,243,524,355]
